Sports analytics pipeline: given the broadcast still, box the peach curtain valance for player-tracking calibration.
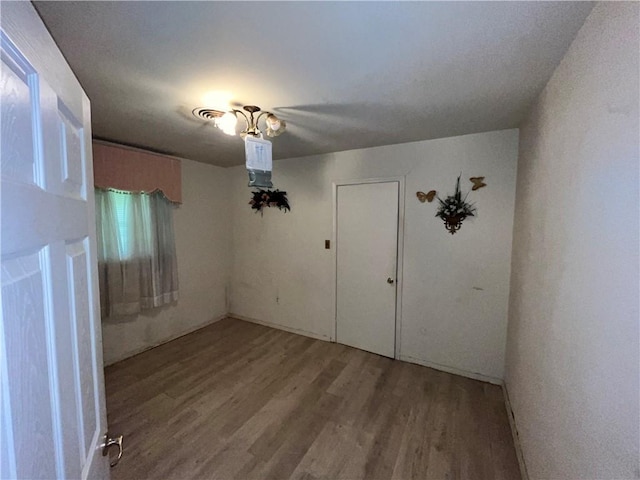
[93,142,182,203]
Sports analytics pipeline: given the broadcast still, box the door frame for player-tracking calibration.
[332,176,406,360]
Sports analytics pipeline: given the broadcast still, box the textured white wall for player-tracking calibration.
[505,3,640,479]
[229,129,518,382]
[101,158,231,365]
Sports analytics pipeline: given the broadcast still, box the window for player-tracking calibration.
[111,191,134,259]
[95,189,178,317]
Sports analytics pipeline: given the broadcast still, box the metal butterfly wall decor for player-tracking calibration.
[469,176,487,191]
[416,190,437,203]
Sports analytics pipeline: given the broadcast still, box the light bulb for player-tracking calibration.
[216,111,238,136]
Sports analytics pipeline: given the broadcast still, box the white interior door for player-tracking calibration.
[1,3,110,479]
[336,181,399,358]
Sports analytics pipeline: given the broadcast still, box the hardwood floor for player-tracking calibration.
[105,318,521,480]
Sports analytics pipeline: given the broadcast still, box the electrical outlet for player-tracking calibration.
[325,240,330,249]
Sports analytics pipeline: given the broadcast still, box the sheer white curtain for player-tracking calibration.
[95,189,178,317]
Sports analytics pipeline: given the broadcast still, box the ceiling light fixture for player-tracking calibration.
[193,105,286,138]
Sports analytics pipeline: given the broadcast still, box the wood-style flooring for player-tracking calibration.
[105,318,521,480]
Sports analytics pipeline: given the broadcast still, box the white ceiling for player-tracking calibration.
[34,1,593,167]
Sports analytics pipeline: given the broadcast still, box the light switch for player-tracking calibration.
[325,240,330,249]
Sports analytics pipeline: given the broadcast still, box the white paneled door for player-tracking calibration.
[336,181,399,358]
[1,3,110,480]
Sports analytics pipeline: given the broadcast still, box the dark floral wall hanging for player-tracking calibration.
[435,175,477,234]
[418,175,486,234]
[249,189,291,214]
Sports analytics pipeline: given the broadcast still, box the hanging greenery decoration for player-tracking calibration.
[435,175,477,234]
[249,189,291,214]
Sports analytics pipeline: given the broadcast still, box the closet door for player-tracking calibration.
[336,181,399,358]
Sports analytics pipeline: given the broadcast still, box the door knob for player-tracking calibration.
[102,433,123,467]
[387,277,394,284]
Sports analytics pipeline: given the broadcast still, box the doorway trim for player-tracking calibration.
[332,176,406,360]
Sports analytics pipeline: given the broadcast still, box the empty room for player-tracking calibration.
[1,1,638,479]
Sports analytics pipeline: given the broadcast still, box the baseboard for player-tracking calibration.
[502,383,530,480]
[103,313,227,366]
[399,354,503,385]
[229,313,332,342]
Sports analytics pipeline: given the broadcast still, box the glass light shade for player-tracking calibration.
[216,111,238,136]
[266,114,281,131]
[265,114,286,137]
